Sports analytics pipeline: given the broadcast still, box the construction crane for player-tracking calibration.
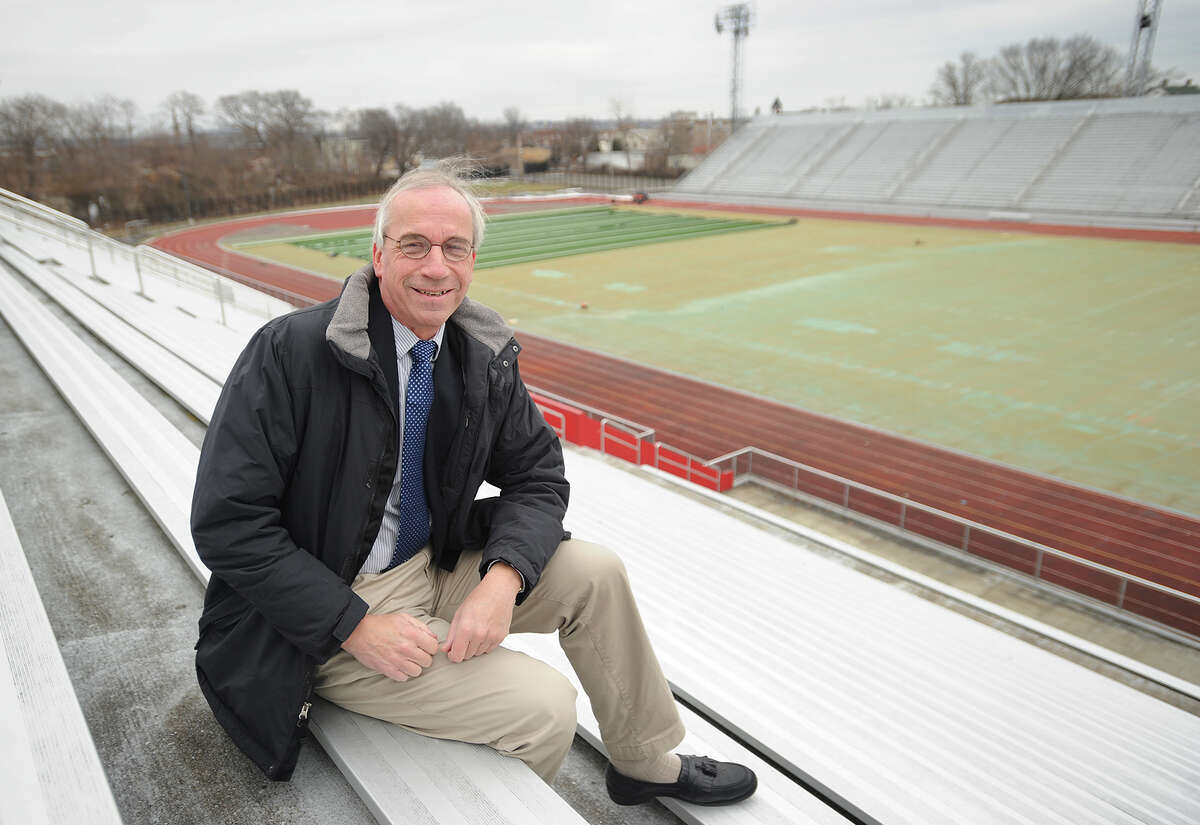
[715,4,753,132]
[1126,0,1164,95]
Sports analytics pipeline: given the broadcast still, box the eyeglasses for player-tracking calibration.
[383,233,474,262]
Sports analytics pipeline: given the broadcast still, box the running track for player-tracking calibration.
[152,200,1200,637]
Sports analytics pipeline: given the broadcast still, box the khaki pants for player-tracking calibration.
[315,539,685,781]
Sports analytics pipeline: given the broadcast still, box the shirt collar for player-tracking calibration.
[391,318,444,362]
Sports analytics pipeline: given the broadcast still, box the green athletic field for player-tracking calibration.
[286,206,788,267]
[233,206,1200,514]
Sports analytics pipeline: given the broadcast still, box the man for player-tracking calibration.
[191,161,756,807]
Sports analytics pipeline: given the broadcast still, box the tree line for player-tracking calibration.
[929,34,1175,106]
[0,89,609,228]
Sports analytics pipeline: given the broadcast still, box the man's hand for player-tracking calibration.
[443,562,522,663]
[342,612,440,681]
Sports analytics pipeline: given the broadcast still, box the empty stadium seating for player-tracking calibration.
[675,97,1200,225]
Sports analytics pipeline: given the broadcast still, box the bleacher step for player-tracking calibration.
[9,229,1200,825]
[0,488,124,825]
[1,242,224,421]
[0,260,590,825]
[1,242,825,825]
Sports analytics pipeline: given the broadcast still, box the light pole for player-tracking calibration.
[715,4,753,133]
[1126,0,1163,96]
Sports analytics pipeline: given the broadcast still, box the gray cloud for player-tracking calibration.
[1,0,1196,124]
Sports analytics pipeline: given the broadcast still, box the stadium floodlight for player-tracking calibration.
[1126,0,1163,96]
[715,3,753,133]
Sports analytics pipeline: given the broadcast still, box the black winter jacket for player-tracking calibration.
[191,265,569,779]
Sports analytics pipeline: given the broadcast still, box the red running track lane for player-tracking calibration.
[152,197,617,304]
[151,199,1200,637]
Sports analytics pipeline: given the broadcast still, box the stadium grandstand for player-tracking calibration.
[670,96,1200,229]
[1,92,1199,825]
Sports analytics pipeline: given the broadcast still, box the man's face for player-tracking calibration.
[373,185,476,340]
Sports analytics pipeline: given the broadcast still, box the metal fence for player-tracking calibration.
[1,188,294,328]
[530,384,1200,641]
[516,171,678,194]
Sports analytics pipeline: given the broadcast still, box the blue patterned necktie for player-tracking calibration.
[387,339,437,570]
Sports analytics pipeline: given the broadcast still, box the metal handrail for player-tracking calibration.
[653,442,721,486]
[528,386,1200,614]
[530,387,654,441]
[707,446,1200,607]
[599,418,645,458]
[2,188,294,326]
[540,408,567,440]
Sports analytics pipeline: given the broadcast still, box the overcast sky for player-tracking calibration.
[2,0,1197,126]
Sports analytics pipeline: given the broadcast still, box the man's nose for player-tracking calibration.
[421,246,453,273]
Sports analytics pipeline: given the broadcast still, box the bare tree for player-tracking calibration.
[164,90,205,148]
[0,94,66,194]
[264,90,318,173]
[930,52,986,105]
[418,101,470,158]
[609,98,634,171]
[645,112,694,174]
[989,35,1123,101]
[557,117,596,170]
[217,89,319,176]
[56,95,140,222]
[392,105,422,175]
[502,106,525,146]
[864,93,915,110]
[354,108,396,179]
[502,106,525,173]
[217,90,271,151]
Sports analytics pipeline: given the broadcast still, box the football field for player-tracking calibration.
[230,205,1200,513]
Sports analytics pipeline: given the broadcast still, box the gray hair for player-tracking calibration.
[372,158,487,252]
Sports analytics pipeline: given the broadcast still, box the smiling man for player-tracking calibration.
[190,161,756,807]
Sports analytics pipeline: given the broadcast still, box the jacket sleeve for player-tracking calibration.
[479,361,569,603]
[191,324,367,662]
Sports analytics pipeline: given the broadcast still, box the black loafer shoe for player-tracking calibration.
[605,754,758,806]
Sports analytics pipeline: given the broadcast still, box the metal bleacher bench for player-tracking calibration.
[0,241,842,825]
[0,246,587,825]
[0,488,124,825]
[8,215,1200,825]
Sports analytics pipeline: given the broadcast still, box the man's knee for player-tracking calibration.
[502,665,578,779]
[550,539,630,595]
[531,666,578,738]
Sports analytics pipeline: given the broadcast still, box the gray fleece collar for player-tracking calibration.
[326,264,514,361]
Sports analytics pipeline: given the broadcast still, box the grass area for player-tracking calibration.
[242,205,1200,513]
[283,206,785,269]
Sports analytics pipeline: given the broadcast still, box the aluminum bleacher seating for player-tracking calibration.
[791,121,888,200]
[894,117,1011,205]
[1114,115,1200,216]
[674,123,766,194]
[708,123,844,196]
[5,193,1200,825]
[1022,112,1180,214]
[820,119,950,202]
[0,487,124,825]
[0,254,597,825]
[950,113,1084,206]
[674,96,1200,225]
[1,200,846,825]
